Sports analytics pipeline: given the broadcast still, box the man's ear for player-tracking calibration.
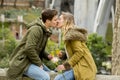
[46,19,51,24]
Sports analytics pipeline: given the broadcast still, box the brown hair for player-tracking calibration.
[41,8,58,23]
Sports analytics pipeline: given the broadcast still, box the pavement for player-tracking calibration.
[0,68,7,76]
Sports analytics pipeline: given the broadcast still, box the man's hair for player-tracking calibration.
[41,9,58,23]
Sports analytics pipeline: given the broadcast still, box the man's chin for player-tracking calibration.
[56,26,62,29]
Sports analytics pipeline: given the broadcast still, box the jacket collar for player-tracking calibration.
[28,17,52,37]
[64,27,88,42]
[37,18,52,37]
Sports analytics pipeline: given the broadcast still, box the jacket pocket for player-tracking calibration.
[18,54,25,61]
[13,54,26,67]
[80,57,88,67]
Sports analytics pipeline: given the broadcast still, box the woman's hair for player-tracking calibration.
[41,8,58,23]
[61,12,75,31]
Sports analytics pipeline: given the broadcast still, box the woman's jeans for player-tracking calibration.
[54,69,75,80]
[24,64,50,80]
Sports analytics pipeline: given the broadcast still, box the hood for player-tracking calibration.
[64,27,88,42]
[27,17,45,30]
[27,17,52,37]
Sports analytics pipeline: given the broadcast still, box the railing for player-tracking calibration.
[1,0,45,7]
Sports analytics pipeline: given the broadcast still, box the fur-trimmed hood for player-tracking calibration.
[64,27,88,42]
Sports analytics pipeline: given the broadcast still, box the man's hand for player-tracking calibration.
[56,65,65,71]
[48,54,53,60]
[40,65,43,69]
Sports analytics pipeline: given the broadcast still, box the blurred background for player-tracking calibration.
[0,0,118,75]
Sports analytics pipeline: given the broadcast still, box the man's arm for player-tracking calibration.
[24,26,43,66]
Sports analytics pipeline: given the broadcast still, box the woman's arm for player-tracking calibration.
[64,40,85,69]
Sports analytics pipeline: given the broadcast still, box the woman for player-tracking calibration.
[54,12,97,80]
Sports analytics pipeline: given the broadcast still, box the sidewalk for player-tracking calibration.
[0,68,7,76]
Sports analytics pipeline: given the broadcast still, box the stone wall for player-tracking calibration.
[1,69,120,80]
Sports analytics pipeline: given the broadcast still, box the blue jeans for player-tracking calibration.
[54,69,75,80]
[24,64,50,80]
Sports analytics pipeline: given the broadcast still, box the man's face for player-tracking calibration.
[49,15,58,27]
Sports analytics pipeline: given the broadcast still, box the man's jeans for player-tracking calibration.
[54,69,75,80]
[24,64,50,80]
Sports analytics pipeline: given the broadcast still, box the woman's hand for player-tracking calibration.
[57,52,62,58]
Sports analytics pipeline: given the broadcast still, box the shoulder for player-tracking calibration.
[30,25,42,31]
[27,25,43,36]
[64,27,88,41]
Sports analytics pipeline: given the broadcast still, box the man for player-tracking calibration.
[7,9,58,80]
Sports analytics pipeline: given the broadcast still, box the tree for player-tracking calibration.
[74,0,98,33]
[29,0,33,8]
[14,0,17,8]
[1,0,4,7]
[74,0,114,39]
[112,0,120,75]
[93,0,114,39]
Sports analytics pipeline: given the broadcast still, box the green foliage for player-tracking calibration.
[0,22,10,39]
[5,38,17,56]
[23,8,42,23]
[0,54,9,68]
[43,59,57,70]
[87,33,108,73]
[59,39,64,50]
[46,39,59,53]
[43,40,59,70]
[0,27,17,68]
[105,23,113,54]
[44,39,65,70]
[0,8,42,24]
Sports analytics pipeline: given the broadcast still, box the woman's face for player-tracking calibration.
[57,15,64,29]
